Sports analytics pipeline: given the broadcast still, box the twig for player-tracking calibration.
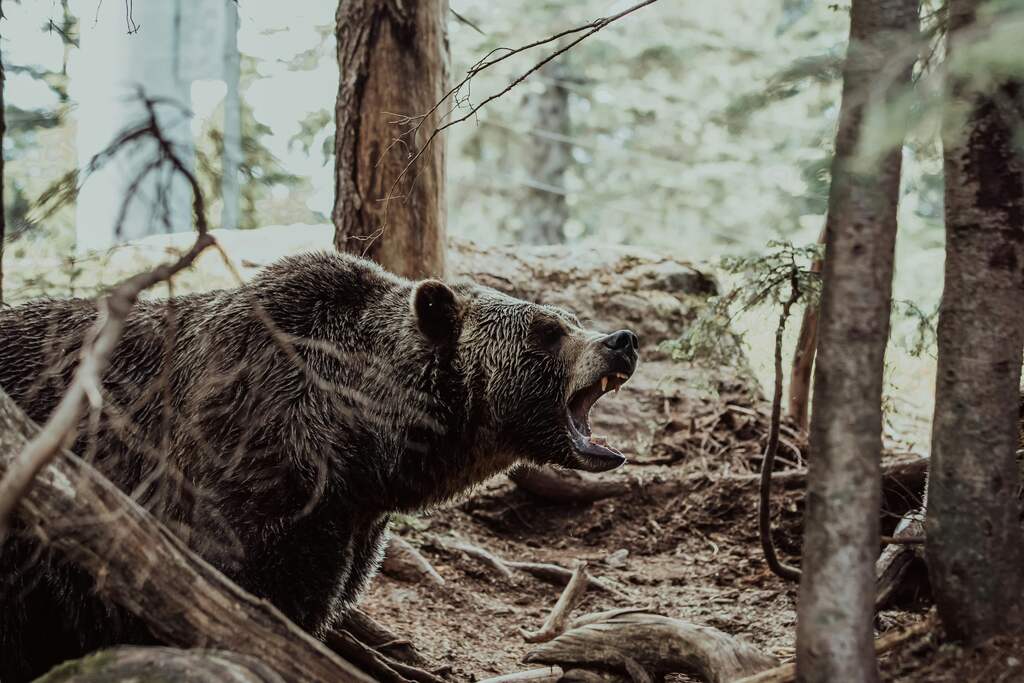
[758,265,803,582]
[521,562,591,643]
[370,0,660,250]
[880,534,925,545]
[437,537,627,598]
[0,94,215,539]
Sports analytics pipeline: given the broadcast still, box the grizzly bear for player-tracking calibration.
[0,251,639,681]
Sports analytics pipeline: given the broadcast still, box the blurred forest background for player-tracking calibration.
[0,0,965,443]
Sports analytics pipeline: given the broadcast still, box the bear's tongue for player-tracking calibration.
[567,374,629,447]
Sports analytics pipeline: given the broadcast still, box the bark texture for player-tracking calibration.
[34,647,286,683]
[795,1,918,681]
[788,228,825,431]
[333,0,449,279]
[925,0,1024,644]
[520,56,571,245]
[0,388,371,683]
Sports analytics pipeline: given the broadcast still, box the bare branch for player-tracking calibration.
[0,94,215,539]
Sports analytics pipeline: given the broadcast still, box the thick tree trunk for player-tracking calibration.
[0,388,371,683]
[795,1,918,681]
[925,0,1024,644]
[332,0,449,279]
[520,57,571,245]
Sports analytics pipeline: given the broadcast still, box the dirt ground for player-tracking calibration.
[357,422,954,682]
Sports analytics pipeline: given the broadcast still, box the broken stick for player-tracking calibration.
[521,561,591,643]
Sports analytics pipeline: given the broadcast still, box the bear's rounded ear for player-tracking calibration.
[411,279,461,345]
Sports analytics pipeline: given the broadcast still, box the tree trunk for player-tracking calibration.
[332,0,449,279]
[788,228,825,432]
[221,0,242,232]
[925,0,1024,644]
[0,388,371,683]
[795,1,918,681]
[520,57,571,245]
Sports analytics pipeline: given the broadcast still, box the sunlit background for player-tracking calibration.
[2,0,952,442]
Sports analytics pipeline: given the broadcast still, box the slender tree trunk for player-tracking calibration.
[520,57,571,245]
[332,0,449,279]
[221,0,242,232]
[925,0,1024,644]
[788,228,826,431]
[795,1,918,681]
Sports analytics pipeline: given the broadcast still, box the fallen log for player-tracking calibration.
[510,467,634,503]
[33,646,285,683]
[0,389,371,683]
[523,611,777,683]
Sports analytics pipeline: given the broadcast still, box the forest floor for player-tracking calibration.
[361,445,1023,682]
[356,408,952,682]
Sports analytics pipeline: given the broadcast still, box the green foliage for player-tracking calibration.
[664,240,823,367]
[193,55,302,230]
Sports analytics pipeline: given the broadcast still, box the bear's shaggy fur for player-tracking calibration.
[0,251,638,681]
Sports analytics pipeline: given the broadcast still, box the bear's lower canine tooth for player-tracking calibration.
[601,376,608,392]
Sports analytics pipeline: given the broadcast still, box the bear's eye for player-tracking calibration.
[532,319,566,350]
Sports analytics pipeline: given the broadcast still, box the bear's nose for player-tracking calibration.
[602,329,639,353]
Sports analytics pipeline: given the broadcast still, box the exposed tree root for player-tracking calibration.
[325,629,447,683]
[510,467,634,503]
[523,611,777,683]
[381,535,446,586]
[436,537,628,598]
[521,562,591,643]
[338,607,430,667]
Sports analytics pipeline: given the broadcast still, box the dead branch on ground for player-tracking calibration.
[381,534,445,586]
[524,610,777,683]
[0,389,371,682]
[521,561,591,643]
[435,536,628,598]
[477,667,565,683]
[510,467,634,503]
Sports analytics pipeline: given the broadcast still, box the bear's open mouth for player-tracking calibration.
[566,372,631,472]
